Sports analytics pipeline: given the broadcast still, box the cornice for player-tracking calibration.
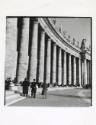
[43,18,81,54]
[39,17,91,60]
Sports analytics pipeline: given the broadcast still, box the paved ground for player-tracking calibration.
[9,88,92,107]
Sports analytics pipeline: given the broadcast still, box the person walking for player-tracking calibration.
[30,79,37,98]
[22,78,29,97]
[42,83,48,99]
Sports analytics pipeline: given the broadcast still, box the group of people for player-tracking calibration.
[21,78,48,99]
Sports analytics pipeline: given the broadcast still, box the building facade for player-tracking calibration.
[5,17,92,87]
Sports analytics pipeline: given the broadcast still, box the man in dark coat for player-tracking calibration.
[5,78,11,90]
[42,83,48,99]
[30,79,37,98]
[22,78,29,97]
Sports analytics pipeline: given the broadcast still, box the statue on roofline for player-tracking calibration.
[73,38,75,45]
[63,31,67,38]
[59,26,61,33]
[77,41,79,48]
[80,39,87,62]
[81,39,86,51]
[68,35,71,42]
[52,19,56,25]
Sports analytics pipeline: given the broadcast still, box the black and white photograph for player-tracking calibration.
[5,17,92,107]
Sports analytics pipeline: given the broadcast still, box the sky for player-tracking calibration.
[55,18,91,47]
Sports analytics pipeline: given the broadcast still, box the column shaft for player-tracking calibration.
[38,31,45,82]
[89,61,91,85]
[69,54,71,85]
[79,58,81,86]
[73,56,76,85]
[84,59,87,85]
[58,48,62,85]
[17,18,29,83]
[89,60,91,85]
[64,51,67,85]
[82,62,84,86]
[46,38,51,84]
[87,61,89,85]
[52,43,57,84]
[29,19,38,82]
[6,18,17,79]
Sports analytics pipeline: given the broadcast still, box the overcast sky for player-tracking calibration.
[55,18,91,47]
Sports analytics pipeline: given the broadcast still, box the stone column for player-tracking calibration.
[87,61,89,85]
[69,54,71,85]
[73,56,76,85]
[17,18,29,83]
[89,60,91,85]
[29,19,38,82]
[64,51,67,85]
[46,38,51,84]
[52,42,57,84]
[6,18,17,80]
[58,48,62,85]
[84,59,87,85]
[79,58,81,86]
[81,61,84,86]
[38,30,45,83]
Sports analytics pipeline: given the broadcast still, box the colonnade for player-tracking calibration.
[6,17,91,87]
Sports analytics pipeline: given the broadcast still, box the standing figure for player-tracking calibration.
[5,77,11,90]
[22,78,29,97]
[30,79,37,98]
[42,83,48,99]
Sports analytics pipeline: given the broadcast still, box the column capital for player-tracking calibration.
[48,38,51,42]
[59,47,62,50]
[74,56,76,59]
[58,46,62,51]
[53,42,56,45]
[30,17,38,24]
[41,30,45,34]
[69,53,71,57]
[64,51,67,54]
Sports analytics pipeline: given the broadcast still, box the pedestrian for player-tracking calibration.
[19,81,23,95]
[22,78,29,97]
[30,79,37,98]
[42,83,48,99]
[5,77,11,90]
[30,82,34,97]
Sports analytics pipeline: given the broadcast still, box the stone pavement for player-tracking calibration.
[5,90,25,105]
[9,88,91,107]
[5,86,91,106]
[5,86,76,105]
